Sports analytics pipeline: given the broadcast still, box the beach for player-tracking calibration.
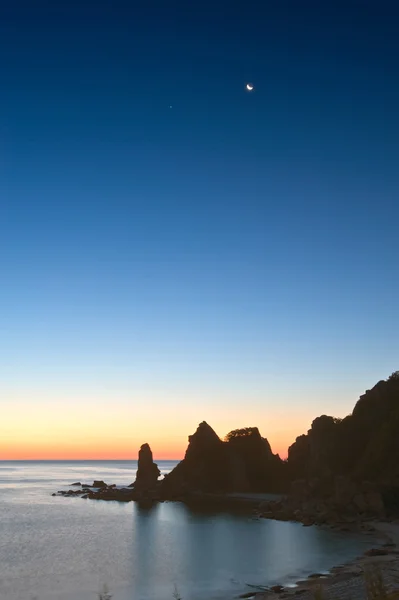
[255,522,399,600]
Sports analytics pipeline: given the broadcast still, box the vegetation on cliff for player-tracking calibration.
[161,422,286,496]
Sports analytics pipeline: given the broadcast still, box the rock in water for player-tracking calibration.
[160,421,285,497]
[160,421,232,496]
[133,443,161,491]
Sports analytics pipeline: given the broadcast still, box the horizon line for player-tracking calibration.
[0,457,183,461]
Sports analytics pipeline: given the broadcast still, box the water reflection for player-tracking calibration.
[132,503,161,595]
[126,501,376,600]
[0,462,378,600]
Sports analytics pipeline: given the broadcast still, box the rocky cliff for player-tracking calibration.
[132,443,161,491]
[160,421,285,497]
[225,427,285,492]
[288,372,399,486]
[286,371,399,516]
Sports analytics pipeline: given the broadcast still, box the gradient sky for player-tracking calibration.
[1,0,398,460]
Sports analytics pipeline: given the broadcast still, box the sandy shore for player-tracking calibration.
[253,522,399,600]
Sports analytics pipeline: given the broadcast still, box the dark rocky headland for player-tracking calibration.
[55,371,399,525]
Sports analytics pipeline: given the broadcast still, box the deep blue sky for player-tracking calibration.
[1,0,398,456]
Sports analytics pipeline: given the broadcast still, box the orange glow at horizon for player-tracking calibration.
[1,396,314,461]
[0,434,291,461]
[0,444,185,461]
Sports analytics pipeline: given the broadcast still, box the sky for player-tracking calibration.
[1,0,398,460]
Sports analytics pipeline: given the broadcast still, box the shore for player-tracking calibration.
[253,522,399,600]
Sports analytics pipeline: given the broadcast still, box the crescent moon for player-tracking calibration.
[246,83,254,91]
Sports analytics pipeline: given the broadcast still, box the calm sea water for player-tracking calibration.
[0,461,376,600]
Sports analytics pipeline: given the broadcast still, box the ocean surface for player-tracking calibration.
[0,461,376,600]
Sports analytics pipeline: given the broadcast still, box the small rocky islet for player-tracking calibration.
[54,372,399,528]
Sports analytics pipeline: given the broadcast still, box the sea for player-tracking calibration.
[0,460,376,600]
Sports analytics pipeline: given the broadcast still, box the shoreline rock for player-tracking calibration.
[256,476,387,528]
[132,443,161,492]
[93,480,107,488]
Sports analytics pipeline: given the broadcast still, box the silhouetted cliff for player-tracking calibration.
[149,372,399,505]
[225,427,285,492]
[161,422,285,497]
[132,443,160,491]
[287,372,399,487]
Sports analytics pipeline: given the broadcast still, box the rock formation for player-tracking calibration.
[287,373,399,487]
[285,371,399,518]
[258,475,386,526]
[53,371,399,519]
[56,424,286,502]
[160,422,232,496]
[93,480,107,488]
[160,421,285,498]
[132,443,161,491]
[56,443,161,503]
[225,427,285,492]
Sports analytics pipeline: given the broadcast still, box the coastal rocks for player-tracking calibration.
[132,444,161,492]
[257,476,386,526]
[334,476,357,506]
[55,484,136,501]
[334,480,385,517]
[53,443,161,503]
[227,450,250,492]
[290,479,309,501]
[55,421,288,504]
[287,373,399,490]
[160,422,286,498]
[351,489,385,516]
[53,443,162,503]
[93,480,107,488]
[381,486,399,516]
[287,416,338,481]
[88,487,134,502]
[225,427,286,492]
[161,422,232,496]
[57,489,87,497]
[187,421,221,458]
[353,493,369,513]
[365,491,385,514]
[364,548,390,557]
[127,443,162,505]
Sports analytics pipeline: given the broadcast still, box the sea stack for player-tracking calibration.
[133,443,161,491]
